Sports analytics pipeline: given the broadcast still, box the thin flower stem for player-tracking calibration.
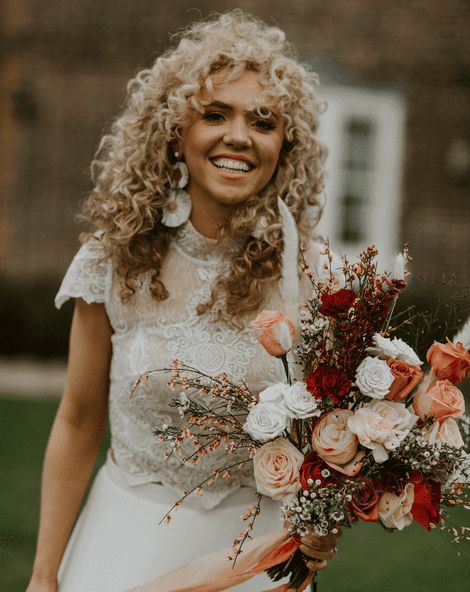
[232,494,263,568]
[158,457,253,525]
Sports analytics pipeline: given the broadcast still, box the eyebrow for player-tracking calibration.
[204,100,279,120]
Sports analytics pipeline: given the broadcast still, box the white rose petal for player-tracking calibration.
[423,418,464,448]
[347,400,418,463]
[283,382,321,419]
[243,403,289,442]
[259,383,288,406]
[355,356,395,399]
[366,334,398,359]
[378,483,415,530]
[366,334,422,366]
[390,338,422,366]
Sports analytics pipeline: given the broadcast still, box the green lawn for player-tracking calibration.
[1,395,468,591]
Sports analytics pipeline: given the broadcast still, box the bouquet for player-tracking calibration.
[133,243,470,592]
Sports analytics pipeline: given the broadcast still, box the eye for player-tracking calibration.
[254,118,276,131]
[202,111,225,123]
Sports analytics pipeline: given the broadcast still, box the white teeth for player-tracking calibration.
[211,158,252,172]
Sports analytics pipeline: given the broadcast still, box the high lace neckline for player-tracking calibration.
[173,219,245,262]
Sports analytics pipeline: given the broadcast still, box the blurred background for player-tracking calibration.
[1,1,469,590]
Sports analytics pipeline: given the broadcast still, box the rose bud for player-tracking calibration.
[385,358,424,401]
[252,310,296,357]
[413,379,465,421]
[426,339,470,384]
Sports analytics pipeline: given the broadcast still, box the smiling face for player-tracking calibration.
[179,69,285,233]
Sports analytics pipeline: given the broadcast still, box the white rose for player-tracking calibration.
[258,383,287,406]
[243,403,289,442]
[366,334,398,359]
[283,382,321,419]
[347,400,418,463]
[423,418,464,448]
[390,338,422,366]
[355,356,395,399]
[378,483,415,530]
[366,334,422,366]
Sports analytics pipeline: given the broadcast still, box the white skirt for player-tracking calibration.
[58,456,285,592]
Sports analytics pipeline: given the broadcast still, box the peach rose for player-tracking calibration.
[252,310,296,357]
[423,418,464,448]
[312,409,363,475]
[426,339,470,384]
[413,379,465,421]
[253,438,304,501]
[385,358,424,401]
[378,483,415,530]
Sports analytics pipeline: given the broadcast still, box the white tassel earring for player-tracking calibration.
[161,152,191,227]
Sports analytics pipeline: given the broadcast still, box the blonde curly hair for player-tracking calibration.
[82,10,326,320]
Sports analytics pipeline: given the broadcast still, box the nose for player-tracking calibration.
[223,116,252,149]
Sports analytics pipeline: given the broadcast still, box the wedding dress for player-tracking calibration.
[55,202,333,591]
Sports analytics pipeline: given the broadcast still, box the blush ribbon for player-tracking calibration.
[129,528,313,592]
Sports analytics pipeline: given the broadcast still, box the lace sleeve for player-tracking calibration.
[54,238,112,309]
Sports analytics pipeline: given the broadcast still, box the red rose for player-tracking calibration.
[349,479,381,522]
[299,452,330,490]
[409,472,441,531]
[320,289,356,316]
[306,366,352,405]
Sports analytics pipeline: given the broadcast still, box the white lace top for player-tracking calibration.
[55,203,333,509]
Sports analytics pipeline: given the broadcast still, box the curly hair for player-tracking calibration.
[82,9,326,321]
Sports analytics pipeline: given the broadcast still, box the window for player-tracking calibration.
[315,85,406,266]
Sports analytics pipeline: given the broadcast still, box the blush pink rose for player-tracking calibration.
[423,418,464,448]
[385,358,424,401]
[413,379,465,421]
[253,438,304,501]
[252,310,296,358]
[426,340,470,384]
[378,484,415,530]
[312,409,363,475]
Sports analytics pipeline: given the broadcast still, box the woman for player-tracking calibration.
[27,11,340,592]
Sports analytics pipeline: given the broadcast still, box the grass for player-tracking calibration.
[0,395,108,591]
[1,395,468,592]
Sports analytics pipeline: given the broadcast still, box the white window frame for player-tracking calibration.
[315,85,406,267]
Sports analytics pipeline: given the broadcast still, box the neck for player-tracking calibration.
[189,193,235,239]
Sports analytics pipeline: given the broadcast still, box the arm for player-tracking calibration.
[27,299,112,591]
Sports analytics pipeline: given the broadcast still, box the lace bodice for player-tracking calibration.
[55,205,334,509]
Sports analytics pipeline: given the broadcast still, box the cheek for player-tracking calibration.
[259,140,283,177]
